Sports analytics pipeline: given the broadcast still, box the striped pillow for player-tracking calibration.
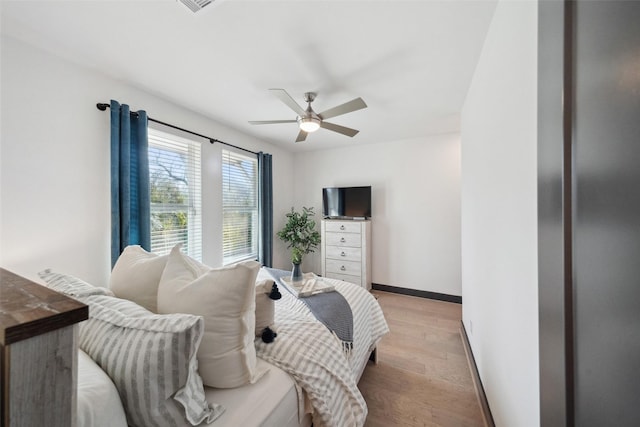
[77,295,223,427]
[39,269,115,298]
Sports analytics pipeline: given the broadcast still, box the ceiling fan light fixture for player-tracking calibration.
[298,116,321,133]
[249,89,366,142]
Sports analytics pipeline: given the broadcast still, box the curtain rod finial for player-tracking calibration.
[96,103,109,111]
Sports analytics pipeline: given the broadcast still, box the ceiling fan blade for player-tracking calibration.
[295,129,308,143]
[320,121,359,137]
[318,97,367,120]
[248,120,297,125]
[270,88,306,117]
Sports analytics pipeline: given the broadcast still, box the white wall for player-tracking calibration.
[293,134,461,296]
[0,36,294,286]
[460,1,538,426]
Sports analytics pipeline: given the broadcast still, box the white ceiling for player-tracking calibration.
[1,0,497,152]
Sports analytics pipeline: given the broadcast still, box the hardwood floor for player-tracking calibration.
[359,291,485,427]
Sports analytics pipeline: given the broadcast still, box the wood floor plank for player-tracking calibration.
[359,291,484,427]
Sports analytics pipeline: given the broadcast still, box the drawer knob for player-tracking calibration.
[340,225,345,230]
[341,251,346,257]
[340,237,346,243]
[340,265,346,271]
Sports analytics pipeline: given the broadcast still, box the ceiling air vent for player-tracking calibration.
[178,0,213,13]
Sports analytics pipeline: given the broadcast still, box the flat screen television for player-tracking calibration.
[322,186,372,219]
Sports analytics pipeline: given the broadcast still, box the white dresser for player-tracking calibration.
[321,219,372,290]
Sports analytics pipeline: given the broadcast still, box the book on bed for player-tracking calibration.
[280,273,335,298]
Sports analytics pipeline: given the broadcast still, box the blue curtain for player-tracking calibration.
[258,152,273,267]
[110,100,150,267]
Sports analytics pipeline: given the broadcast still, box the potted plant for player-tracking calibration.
[277,206,321,282]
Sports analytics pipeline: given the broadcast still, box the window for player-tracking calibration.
[222,149,258,265]
[148,128,202,260]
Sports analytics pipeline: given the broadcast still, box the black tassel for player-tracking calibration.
[268,283,282,300]
[261,327,277,343]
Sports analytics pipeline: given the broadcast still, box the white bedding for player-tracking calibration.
[77,350,128,427]
[204,359,311,427]
[77,352,308,427]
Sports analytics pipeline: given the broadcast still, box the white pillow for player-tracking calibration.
[157,245,265,388]
[109,245,168,312]
[255,279,276,336]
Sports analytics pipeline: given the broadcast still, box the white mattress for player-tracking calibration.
[77,350,128,427]
[77,352,310,427]
[204,358,311,427]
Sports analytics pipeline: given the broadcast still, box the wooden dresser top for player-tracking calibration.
[0,268,88,345]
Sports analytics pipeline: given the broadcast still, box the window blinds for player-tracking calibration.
[222,149,258,265]
[148,128,202,261]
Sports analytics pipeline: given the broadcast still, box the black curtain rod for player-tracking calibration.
[96,103,258,155]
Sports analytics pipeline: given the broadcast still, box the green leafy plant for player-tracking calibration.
[277,206,321,264]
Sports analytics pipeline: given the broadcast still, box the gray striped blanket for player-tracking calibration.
[255,269,389,427]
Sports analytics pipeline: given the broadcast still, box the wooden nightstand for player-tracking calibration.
[1,268,88,426]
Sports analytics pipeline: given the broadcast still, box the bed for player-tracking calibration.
[43,258,388,427]
[78,353,307,427]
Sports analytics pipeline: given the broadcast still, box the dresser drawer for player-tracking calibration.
[321,219,370,291]
[325,245,361,262]
[324,272,363,287]
[324,221,362,234]
[326,259,361,276]
[325,232,361,248]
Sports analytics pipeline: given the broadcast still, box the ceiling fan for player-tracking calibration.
[249,89,367,143]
